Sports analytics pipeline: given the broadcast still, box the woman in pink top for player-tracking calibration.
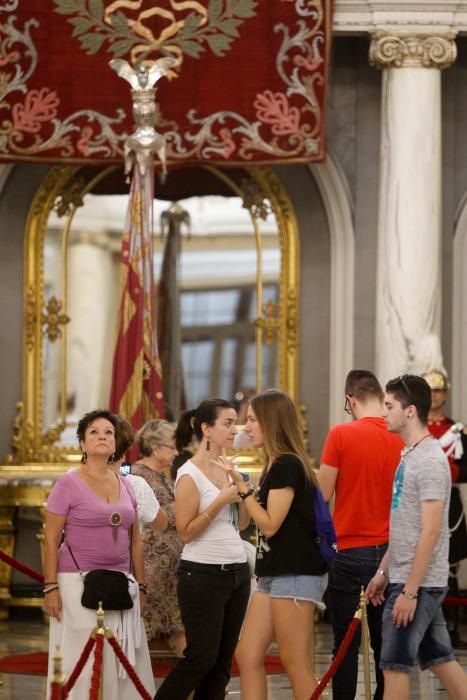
[44,409,155,699]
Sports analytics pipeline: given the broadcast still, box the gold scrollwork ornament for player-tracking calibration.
[53,176,86,218]
[240,177,272,221]
[41,297,70,342]
[255,299,281,345]
[25,286,37,352]
[286,288,298,353]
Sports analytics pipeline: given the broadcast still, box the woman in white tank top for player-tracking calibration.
[154,399,251,700]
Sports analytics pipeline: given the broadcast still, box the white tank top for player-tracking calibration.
[175,460,246,565]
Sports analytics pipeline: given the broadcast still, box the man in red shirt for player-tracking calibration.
[422,369,467,649]
[319,370,403,700]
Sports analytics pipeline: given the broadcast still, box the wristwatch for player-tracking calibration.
[401,590,418,600]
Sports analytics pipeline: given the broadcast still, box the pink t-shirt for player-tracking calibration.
[47,470,137,573]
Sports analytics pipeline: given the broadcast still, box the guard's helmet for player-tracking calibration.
[421,369,450,392]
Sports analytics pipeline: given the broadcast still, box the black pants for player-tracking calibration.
[445,485,467,638]
[154,560,250,700]
[327,545,387,700]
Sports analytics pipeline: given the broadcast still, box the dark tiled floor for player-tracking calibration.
[0,610,466,698]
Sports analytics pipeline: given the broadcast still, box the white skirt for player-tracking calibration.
[47,572,156,700]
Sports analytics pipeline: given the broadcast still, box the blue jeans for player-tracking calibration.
[380,583,455,673]
[327,544,387,700]
[154,560,250,700]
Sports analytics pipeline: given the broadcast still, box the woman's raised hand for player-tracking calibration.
[211,449,242,482]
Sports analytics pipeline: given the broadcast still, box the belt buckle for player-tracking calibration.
[221,563,228,571]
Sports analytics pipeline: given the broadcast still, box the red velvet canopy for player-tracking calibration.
[0,0,332,167]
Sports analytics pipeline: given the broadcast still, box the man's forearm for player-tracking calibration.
[403,528,440,594]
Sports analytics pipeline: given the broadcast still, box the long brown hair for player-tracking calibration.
[250,389,318,487]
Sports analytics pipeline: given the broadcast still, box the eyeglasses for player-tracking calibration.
[344,395,352,415]
[159,443,177,451]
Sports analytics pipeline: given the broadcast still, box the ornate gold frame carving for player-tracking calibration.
[41,296,70,342]
[3,164,299,470]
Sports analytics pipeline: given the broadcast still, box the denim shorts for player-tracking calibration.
[256,573,328,606]
[380,583,455,673]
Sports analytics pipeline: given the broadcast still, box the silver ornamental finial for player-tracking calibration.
[160,201,191,238]
[110,57,176,180]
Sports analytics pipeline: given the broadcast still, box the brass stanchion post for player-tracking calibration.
[95,602,106,700]
[52,645,65,685]
[359,587,372,700]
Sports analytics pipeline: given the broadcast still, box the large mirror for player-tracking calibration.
[8,165,299,466]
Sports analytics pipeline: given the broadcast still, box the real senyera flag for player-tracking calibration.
[109,164,165,428]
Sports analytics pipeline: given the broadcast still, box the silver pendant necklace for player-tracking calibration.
[402,433,432,457]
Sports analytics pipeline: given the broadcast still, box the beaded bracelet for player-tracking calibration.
[138,583,148,594]
[238,488,255,501]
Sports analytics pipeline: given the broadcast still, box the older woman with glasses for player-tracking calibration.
[132,419,186,656]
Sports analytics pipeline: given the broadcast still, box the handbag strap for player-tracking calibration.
[65,474,136,577]
[66,542,84,578]
[119,474,135,574]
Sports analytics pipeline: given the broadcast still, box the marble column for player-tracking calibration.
[67,232,118,419]
[370,33,456,383]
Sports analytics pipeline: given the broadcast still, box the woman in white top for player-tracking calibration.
[154,399,251,700]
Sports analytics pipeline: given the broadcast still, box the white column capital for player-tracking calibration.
[369,32,457,69]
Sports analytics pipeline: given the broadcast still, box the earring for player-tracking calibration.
[81,451,87,464]
[206,438,211,451]
[108,453,115,464]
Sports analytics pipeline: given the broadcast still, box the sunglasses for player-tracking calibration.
[388,374,414,403]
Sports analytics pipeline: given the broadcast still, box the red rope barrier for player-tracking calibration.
[107,636,153,700]
[444,596,467,607]
[309,617,361,700]
[0,548,44,583]
[89,634,104,700]
[61,636,96,699]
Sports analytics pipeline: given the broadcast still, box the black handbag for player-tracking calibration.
[68,544,134,611]
[81,568,133,610]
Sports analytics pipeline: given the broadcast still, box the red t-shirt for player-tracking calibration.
[320,417,403,550]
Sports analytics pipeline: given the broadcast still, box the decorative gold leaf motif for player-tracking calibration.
[240,177,272,221]
[53,176,86,217]
[52,0,257,66]
[255,300,280,346]
[41,297,70,343]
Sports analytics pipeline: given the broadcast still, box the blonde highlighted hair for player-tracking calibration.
[249,389,318,487]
